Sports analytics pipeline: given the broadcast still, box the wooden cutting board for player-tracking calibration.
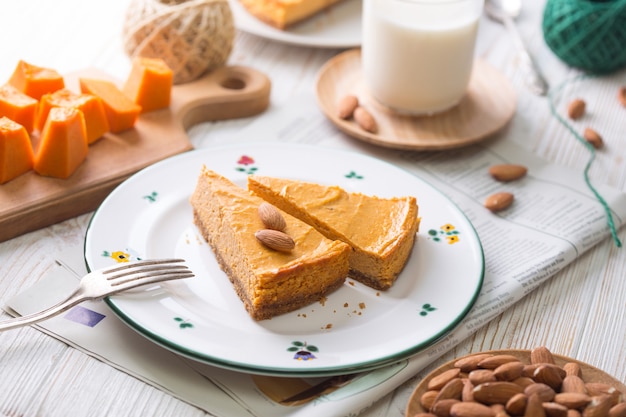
[0,65,271,242]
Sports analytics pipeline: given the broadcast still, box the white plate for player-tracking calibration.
[228,0,361,48]
[84,143,484,376]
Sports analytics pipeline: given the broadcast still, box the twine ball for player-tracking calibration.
[122,0,235,84]
[542,0,626,74]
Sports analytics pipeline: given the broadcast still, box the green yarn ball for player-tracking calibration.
[542,0,626,74]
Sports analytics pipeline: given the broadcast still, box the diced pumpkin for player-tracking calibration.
[7,60,65,100]
[0,84,38,133]
[123,57,173,113]
[79,78,141,133]
[34,107,88,179]
[0,117,34,184]
[36,88,109,144]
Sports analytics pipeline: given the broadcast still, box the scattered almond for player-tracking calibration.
[354,106,377,133]
[568,99,586,120]
[337,94,359,119]
[254,229,295,252]
[489,164,528,182]
[485,192,514,212]
[258,202,286,231]
[583,128,603,149]
[618,87,626,107]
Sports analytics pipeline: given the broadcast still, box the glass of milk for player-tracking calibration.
[362,0,484,115]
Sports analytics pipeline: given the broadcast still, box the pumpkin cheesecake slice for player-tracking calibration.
[248,176,420,290]
[190,167,351,320]
[239,0,345,29]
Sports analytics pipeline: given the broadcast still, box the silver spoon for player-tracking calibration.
[485,0,549,96]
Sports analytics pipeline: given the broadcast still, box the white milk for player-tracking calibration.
[362,0,482,115]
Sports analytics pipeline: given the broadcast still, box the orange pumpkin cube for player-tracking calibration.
[0,117,34,184]
[8,60,65,100]
[34,107,88,179]
[0,84,38,133]
[79,78,141,133]
[123,57,173,113]
[36,88,109,144]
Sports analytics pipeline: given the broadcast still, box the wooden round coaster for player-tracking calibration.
[316,49,517,151]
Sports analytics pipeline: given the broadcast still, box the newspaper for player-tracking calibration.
[6,95,626,417]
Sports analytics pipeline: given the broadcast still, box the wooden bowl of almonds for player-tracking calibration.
[405,347,626,417]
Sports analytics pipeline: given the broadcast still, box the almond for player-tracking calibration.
[484,192,514,212]
[583,395,613,417]
[254,229,295,252]
[583,128,603,149]
[258,202,286,231]
[451,402,496,417]
[525,383,556,402]
[513,377,537,389]
[554,392,592,409]
[568,99,586,120]
[489,164,528,182]
[618,87,626,107]
[562,375,588,394]
[531,347,556,365]
[455,354,494,373]
[608,402,626,417]
[525,393,546,417]
[585,383,621,404]
[337,94,359,119]
[478,355,522,369]
[429,368,463,390]
[354,106,377,133]
[463,379,475,402]
[436,378,465,402]
[534,364,564,390]
[473,382,524,405]
[563,363,583,378]
[470,369,498,386]
[494,361,525,381]
[506,393,528,415]
[422,390,440,411]
[433,399,461,417]
[543,402,569,417]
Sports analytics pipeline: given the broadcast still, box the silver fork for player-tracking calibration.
[0,258,194,332]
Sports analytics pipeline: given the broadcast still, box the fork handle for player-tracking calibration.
[0,289,86,332]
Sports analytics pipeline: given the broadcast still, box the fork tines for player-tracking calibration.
[103,258,194,286]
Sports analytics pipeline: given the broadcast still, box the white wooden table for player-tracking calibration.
[1,1,625,416]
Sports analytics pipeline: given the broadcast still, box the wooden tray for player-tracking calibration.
[316,49,517,151]
[405,349,626,417]
[0,65,271,242]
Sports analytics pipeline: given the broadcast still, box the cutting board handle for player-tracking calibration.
[171,65,271,129]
